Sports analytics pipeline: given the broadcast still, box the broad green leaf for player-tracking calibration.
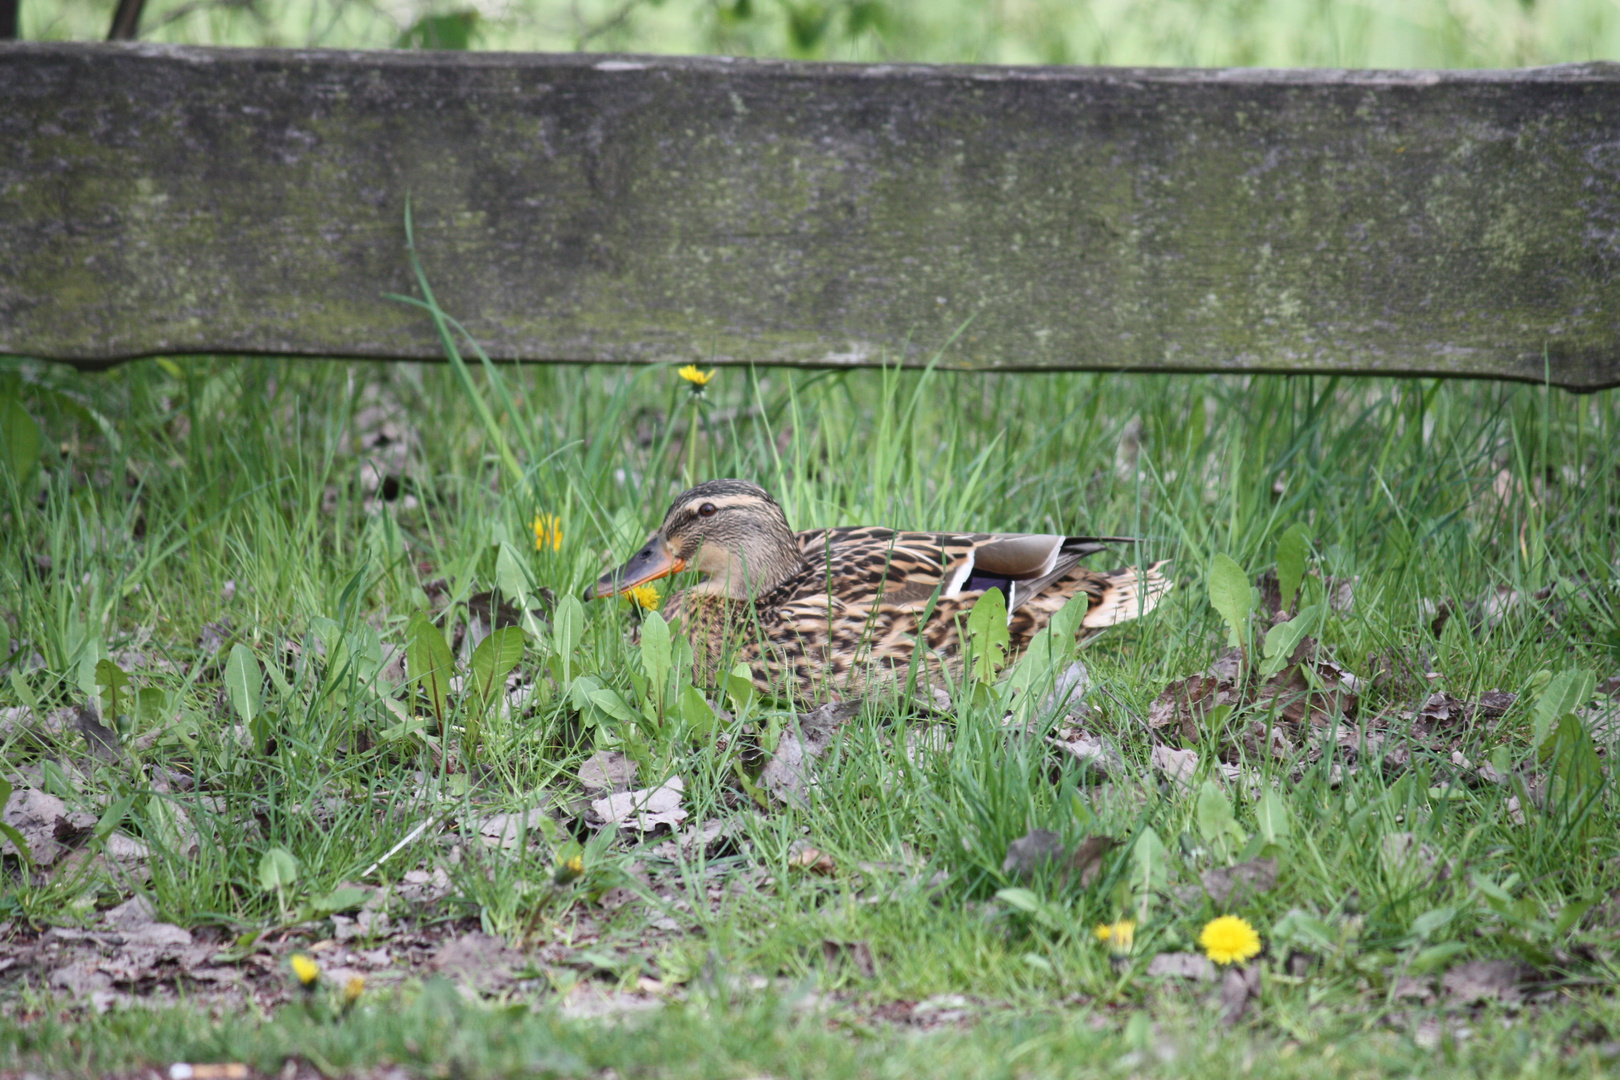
[588,687,640,727]
[406,612,455,724]
[495,540,534,605]
[640,612,672,705]
[224,644,262,725]
[1004,626,1055,702]
[347,625,384,683]
[468,626,524,717]
[1195,780,1247,853]
[725,662,758,716]
[1410,905,1457,940]
[0,397,42,486]
[568,673,602,721]
[94,658,131,721]
[1532,669,1594,746]
[679,684,717,736]
[1259,603,1323,680]
[257,847,299,893]
[1469,870,1514,904]
[1254,789,1293,846]
[996,886,1042,914]
[1275,523,1311,612]
[965,588,1010,681]
[93,792,137,841]
[0,616,10,664]
[1048,594,1088,655]
[553,594,585,680]
[307,886,371,917]
[1271,910,1337,952]
[135,687,169,728]
[1208,553,1253,648]
[1408,941,1467,974]
[1539,712,1604,835]
[1130,826,1169,894]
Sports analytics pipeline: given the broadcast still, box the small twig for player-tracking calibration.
[107,0,146,39]
[360,809,451,879]
[575,0,648,47]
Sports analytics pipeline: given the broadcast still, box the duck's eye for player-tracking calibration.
[698,502,718,518]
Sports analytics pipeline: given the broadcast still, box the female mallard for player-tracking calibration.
[592,479,1170,706]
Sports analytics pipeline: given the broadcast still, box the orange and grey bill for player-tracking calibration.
[592,536,686,599]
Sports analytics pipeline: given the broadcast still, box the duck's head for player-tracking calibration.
[591,479,802,602]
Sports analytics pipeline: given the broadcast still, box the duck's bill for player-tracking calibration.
[591,538,686,599]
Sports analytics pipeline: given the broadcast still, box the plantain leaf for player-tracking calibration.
[679,684,717,737]
[1254,788,1293,847]
[1275,523,1311,613]
[406,612,455,725]
[1532,669,1594,746]
[257,846,299,893]
[94,658,131,722]
[1258,603,1323,680]
[469,626,524,718]
[553,594,585,682]
[588,686,640,727]
[640,612,672,709]
[0,397,42,486]
[966,587,1010,681]
[223,644,262,725]
[1131,826,1169,893]
[1195,780,1247,855]
[725,662,758,717]
[1208,553,1253,649]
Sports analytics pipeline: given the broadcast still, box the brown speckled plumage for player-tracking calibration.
[593,480,1171,706]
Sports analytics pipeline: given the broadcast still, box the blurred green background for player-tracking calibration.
[23,0,1620,68]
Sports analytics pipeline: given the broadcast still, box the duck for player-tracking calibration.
[591,479,1171,706]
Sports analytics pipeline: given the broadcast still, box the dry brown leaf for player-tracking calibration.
[475,806,552,850]
[1219,963,1262,1025]
[1145,952,1217,981]
[578,751,638,794]
[821,939,877,978]
[3,785,96,868]
[1441,959,1533,1005]
[1150,745,1198,792]
[588,777,686,833]
[1001,829,1118,888]
[790,847,837,875]
[1201,857,1279,906]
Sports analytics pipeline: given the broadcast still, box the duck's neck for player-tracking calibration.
[687,540,805,600]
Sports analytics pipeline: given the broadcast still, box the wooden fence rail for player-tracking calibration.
[2,42,1618,390]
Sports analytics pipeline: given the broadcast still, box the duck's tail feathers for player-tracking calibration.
[1081,560,1174,628]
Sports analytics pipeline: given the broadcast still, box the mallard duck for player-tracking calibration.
[591,479,1171,705]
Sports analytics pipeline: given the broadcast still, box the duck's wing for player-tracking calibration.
[791,527,1140,613]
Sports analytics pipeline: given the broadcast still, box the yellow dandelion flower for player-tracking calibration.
[1093,919,1136,953]
[532,514,563,552]
[343,974,366,1007]
[677,364,715,387]
[290,953,320,987]
[1199,915,1262,965]
[554,853,585,885]
[626,584,660,611]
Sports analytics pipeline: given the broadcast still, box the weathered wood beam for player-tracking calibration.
[2,43,1618,390]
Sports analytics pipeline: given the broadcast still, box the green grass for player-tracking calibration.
[4,2,1620,1076]
[6,983,1620,1078]
[2,352,1617,1076]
